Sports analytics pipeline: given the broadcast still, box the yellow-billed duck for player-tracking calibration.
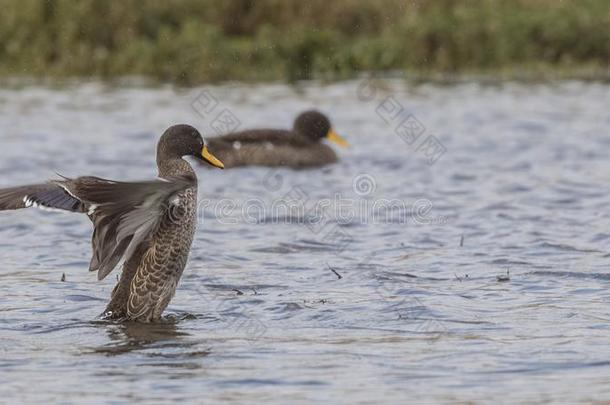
[206,110,348,168]
[0,124,224,322]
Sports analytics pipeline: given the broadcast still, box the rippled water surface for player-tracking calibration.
[1,80,610,403]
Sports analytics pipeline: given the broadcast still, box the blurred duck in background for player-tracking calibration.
[206,110,348,168]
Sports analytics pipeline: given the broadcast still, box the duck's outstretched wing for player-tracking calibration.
[0,182,85,212]
[0,176,195,280]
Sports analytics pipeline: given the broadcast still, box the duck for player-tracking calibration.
[0,124,224,322]
[206,110,349,168]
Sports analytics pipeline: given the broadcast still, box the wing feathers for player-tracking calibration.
[71,176,193,280]
[0,175,194,280]
[0,183,84,212]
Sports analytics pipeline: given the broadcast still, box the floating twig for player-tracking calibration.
[326,263,343,279]
[459,235,464,247]
[233,288,244,295]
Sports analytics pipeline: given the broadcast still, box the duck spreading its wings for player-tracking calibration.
[0,124,225,322]
[0,175,194,280]
[205,110,348,168]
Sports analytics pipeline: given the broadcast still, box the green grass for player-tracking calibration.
[0,0,608,84]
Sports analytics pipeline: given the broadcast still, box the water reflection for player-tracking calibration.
[90,319,210,360]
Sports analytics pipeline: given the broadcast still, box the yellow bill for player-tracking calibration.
[326,129,349,148]
[201,146,225,169]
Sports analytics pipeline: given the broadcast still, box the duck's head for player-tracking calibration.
[157,124,224,169]
[293,110,349,147]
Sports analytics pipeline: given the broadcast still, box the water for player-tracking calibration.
[1,79,610,403]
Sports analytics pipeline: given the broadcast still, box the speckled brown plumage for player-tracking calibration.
[0,124,224,322]
[206,110,348,168]
[104,186,198,322]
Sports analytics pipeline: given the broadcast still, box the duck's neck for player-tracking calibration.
[157,157,197,180]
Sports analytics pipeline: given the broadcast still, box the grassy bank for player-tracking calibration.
[0,0,609,84]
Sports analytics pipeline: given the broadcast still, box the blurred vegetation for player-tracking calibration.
[0,0,608,84]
